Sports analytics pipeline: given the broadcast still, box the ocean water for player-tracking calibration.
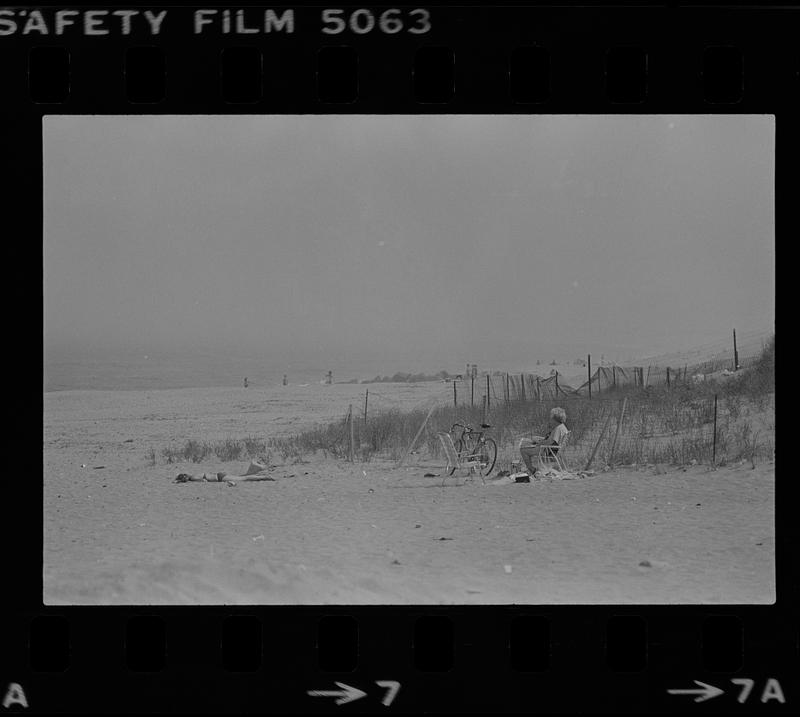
[43,349,483,392]
[43,347,594,393]
[45,351,368,392]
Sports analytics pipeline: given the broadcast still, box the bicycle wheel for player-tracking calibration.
[476,438,498,476]
[449,438,464,475]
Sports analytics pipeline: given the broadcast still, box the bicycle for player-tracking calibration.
[449,421,498,476]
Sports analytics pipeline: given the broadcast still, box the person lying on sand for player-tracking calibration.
[174,472,228,483]
[173,471,276,485]
[519,406,568,474]
[173,461,275,485]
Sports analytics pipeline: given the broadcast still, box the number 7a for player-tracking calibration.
[731,679,786,704]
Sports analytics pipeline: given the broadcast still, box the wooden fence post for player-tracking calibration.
[608,397,628,466]
[712,394,718,465]
[666,367,671,388]
[733,329,739,370]
[364,390,369,424]
[555,372,559,396]
[588,355,592,399]
[396,404,436,467]
[453,380,457,407]
[471,374,474,407]
[349,404,354,462]
[585,411,615,471]
[521,374,526,402]
[536,376,541,401]
[486,374,490,409]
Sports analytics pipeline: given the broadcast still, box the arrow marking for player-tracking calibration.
[667,680,725,703]
[308,682,367,706]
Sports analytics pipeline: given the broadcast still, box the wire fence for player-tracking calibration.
[269,375,774,473]
[452,349,766,408]
[267,336,773,471]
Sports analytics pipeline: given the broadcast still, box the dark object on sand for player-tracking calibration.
[424,472,439,478]
[496,470,511,477]
[514,474,531,483]
[174,472,216,483]
[92,466,106,470]
[639,560,652,568]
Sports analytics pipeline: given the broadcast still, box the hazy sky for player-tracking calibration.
[44,115,774,366]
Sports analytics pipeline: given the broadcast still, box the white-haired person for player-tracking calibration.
[519,407,568,475]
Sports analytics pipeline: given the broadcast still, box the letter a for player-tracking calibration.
[760,678,785,704]
[3,683,29,708]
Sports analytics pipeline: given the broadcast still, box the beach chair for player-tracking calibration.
[536,430,571,473]
[436,432,484,485]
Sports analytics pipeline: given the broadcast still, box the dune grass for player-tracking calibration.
[156,336,774,471]
[159,436,269,464]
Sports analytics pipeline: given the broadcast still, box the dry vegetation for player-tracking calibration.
[160,435,270,465]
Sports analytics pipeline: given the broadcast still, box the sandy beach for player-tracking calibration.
[44,382,774,605]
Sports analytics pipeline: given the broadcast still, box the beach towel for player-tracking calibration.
[534,466,595,480]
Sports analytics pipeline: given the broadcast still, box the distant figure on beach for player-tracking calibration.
[519,407,568,474]
[283,374,287,386]
[243,377,248,388]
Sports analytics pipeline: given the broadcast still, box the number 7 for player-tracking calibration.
[731,678,754,704]
[375,680,401,706]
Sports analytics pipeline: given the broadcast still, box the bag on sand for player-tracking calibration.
[244,460,269,476]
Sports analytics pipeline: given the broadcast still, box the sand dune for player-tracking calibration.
[44,383,774,604]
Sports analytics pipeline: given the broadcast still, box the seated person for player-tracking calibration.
[519,407,568,474]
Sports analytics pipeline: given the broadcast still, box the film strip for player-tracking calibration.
[5,1,797,713]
